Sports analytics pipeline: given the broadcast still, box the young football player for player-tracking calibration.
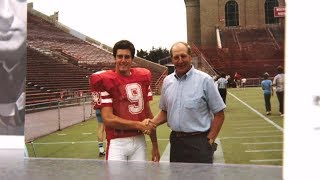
[90,40,159,161]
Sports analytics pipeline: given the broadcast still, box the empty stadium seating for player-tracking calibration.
[193,26,284,78]
[26,47,92,107]
[27,9,167,110]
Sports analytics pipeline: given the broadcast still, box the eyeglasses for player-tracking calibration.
[116,54,131,60]
[172,54,189,61]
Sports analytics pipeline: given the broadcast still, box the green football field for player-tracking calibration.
[26,87,284,166]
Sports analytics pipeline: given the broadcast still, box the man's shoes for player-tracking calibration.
[266,111,271,115]
[99,152,105,157]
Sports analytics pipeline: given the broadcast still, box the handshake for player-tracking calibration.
[139,118,157,135]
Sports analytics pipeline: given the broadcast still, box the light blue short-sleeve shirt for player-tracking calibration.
[261,79,273,94]
[159,66,226,132]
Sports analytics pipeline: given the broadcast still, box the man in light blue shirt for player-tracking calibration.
[150,42,226,163]
[261,72,273,115]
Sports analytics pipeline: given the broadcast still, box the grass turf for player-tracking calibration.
[26,87,284,165]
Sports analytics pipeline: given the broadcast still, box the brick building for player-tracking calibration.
[184,0,285,47]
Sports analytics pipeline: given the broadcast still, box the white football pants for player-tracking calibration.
[107,134,147,161]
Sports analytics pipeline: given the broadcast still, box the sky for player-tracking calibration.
[27,0,187,51]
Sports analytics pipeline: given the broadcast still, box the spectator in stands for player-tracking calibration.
[234,72,241,88]
[261,72,273,115]
[0,0,26,135]
[217,72,228,104]
[273,65,285,116]
[149,41,226,163]
[89,40,160,162]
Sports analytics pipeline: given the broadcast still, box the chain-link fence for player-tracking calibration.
[25,95,95,142]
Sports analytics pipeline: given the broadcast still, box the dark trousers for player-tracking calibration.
[218,88,227,104]
[169,131,213,164]
[264,93,271,111]
[276,91,284,114]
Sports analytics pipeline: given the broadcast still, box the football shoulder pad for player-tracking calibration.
[132,68,152,82]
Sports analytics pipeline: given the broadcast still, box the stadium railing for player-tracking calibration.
[25,95,94,142]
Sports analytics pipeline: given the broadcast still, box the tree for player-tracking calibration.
[137,47,170,64]
[136,49,148,60]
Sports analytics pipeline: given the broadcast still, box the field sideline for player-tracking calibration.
[26,87,283,166]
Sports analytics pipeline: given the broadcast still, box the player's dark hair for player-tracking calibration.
[113,40,135,58]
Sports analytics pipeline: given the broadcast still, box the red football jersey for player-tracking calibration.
[90,68,153,139]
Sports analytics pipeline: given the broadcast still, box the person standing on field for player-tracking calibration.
[273,66,285,116]
[149,42,225,164]
[216,72,228,104]
[261,72,273,115]
[90,40,160,161]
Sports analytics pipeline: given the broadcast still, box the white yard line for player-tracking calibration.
[159,143,170,162]
[30,141,98,145]
[220,135,282,139]
[228,92,283,132]
[245,149,282,152]
[236,130,281,134]
[241,142,283,145]
[250,159,282,162]
[230,122,271,126]
[82,133,93,135]
[228,120,263,123]
[234,126,275,129]
[214,138,225,163]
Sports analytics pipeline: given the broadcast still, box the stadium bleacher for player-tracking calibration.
[26,8,167,111]
[193,26,284,78]
[26,47,92,109]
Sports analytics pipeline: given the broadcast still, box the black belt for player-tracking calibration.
[172,131,208,137]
